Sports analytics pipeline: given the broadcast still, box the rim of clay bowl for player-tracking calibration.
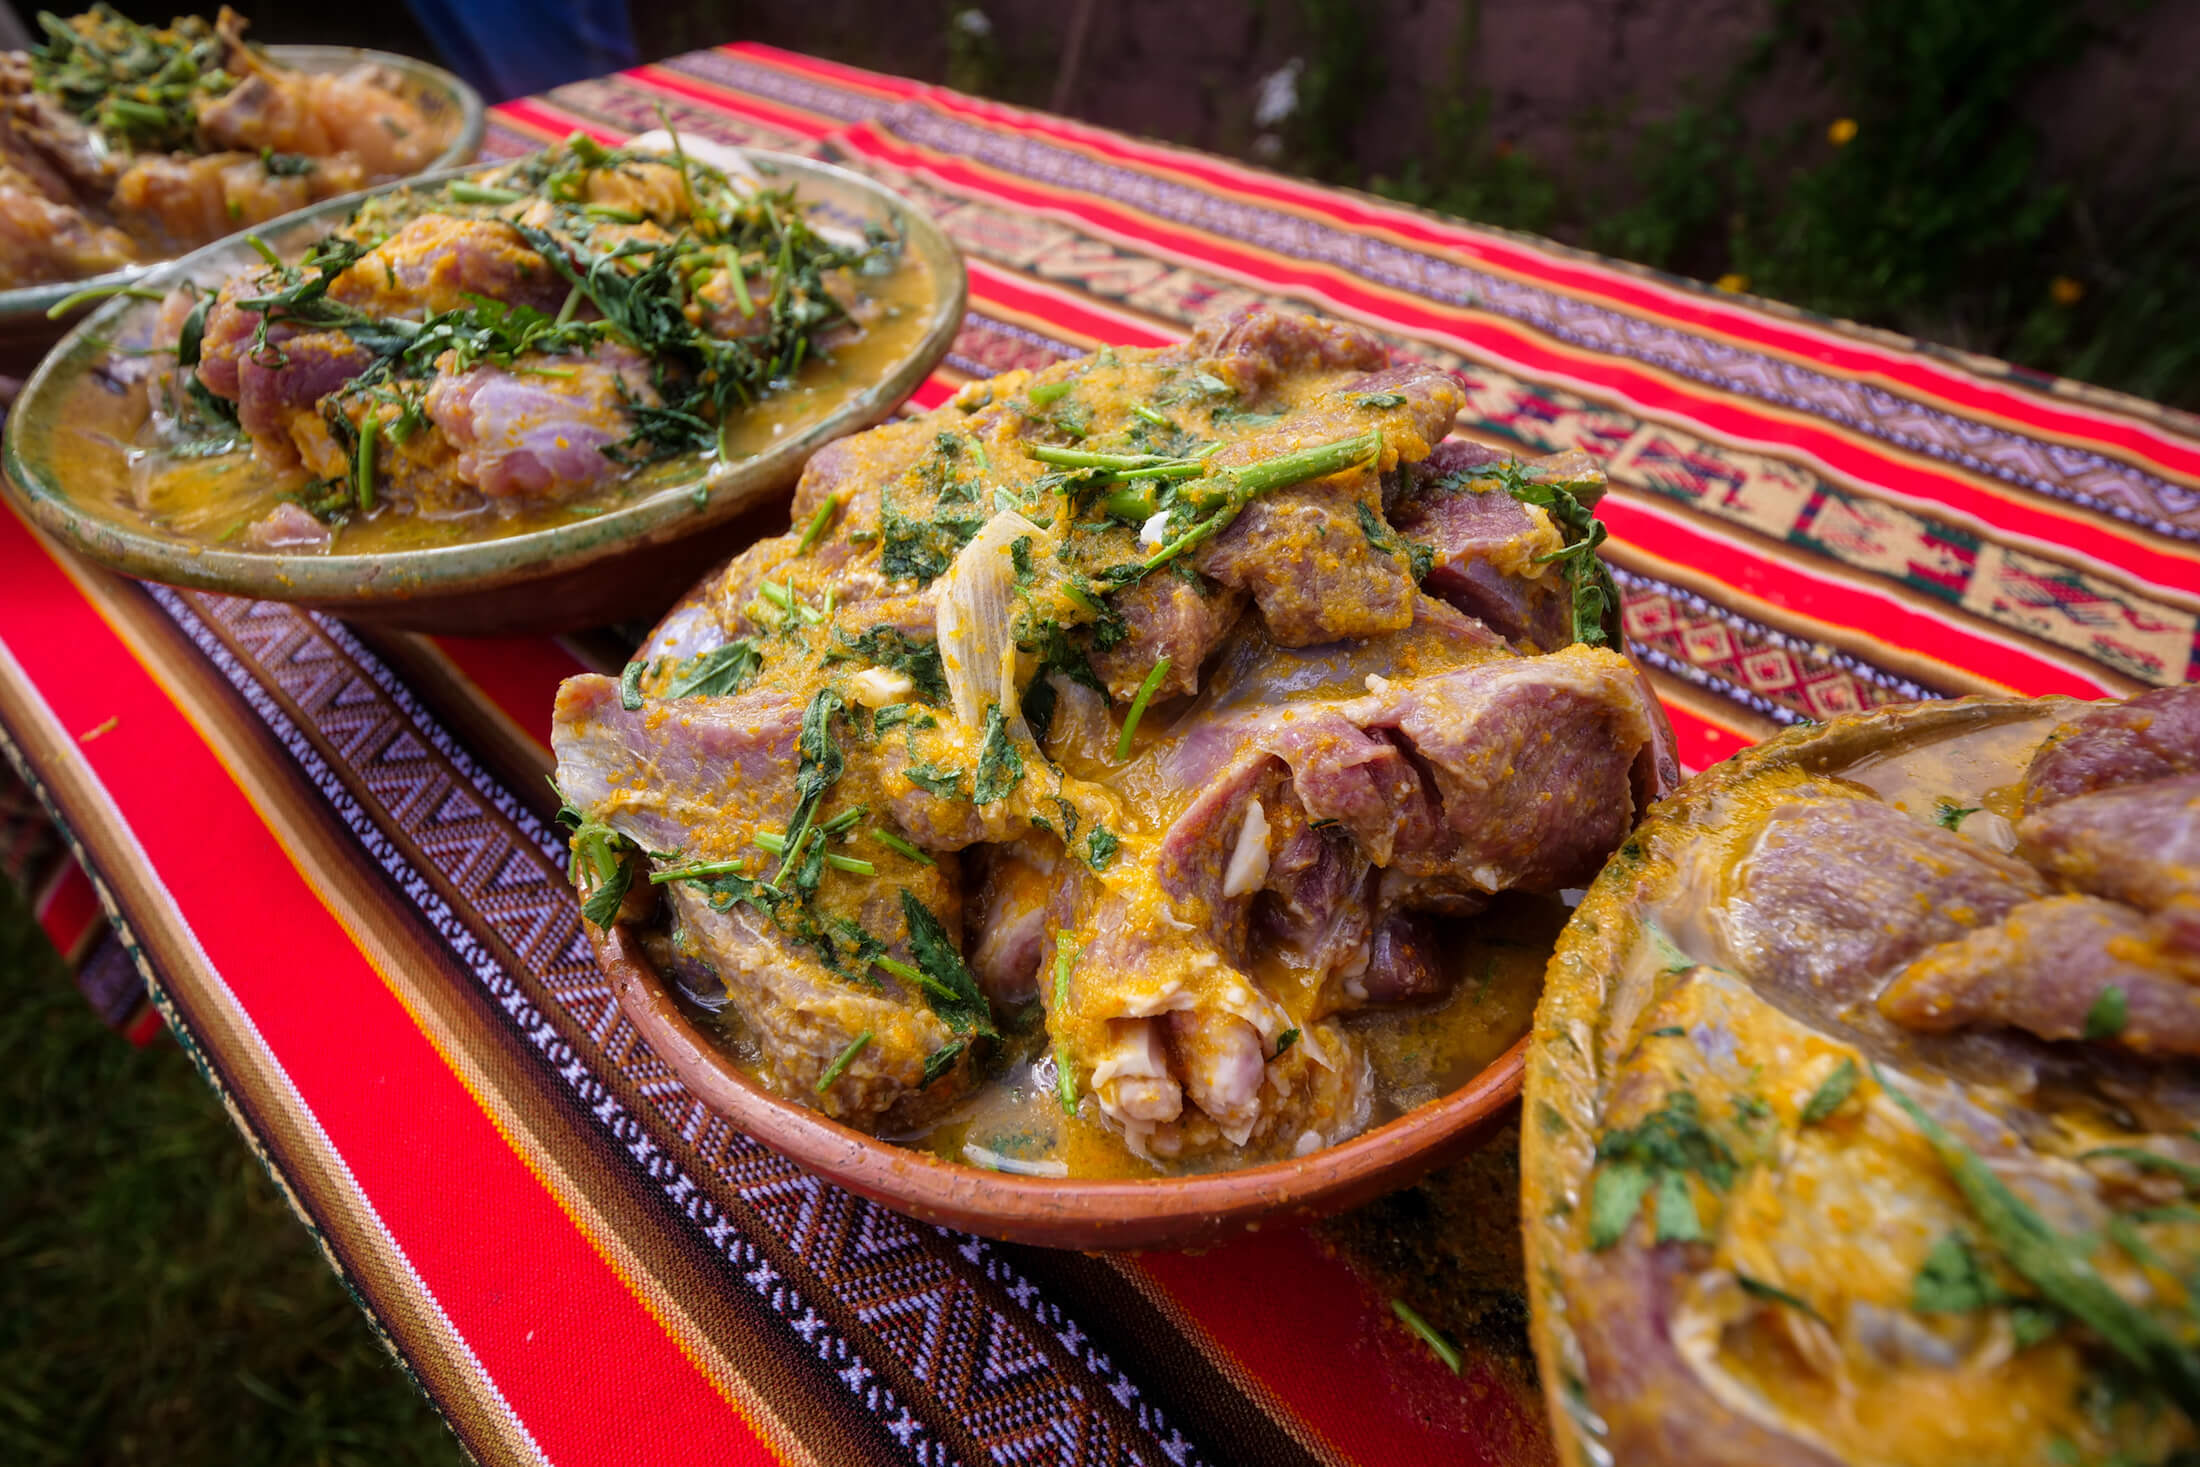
[594,920,1529,1251]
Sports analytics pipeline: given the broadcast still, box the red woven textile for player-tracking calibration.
[2,42,2194,1467]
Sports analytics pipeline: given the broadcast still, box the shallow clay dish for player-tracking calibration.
[2,153,965,635]
[1520,693,2200,1466]
[0,43,483,376]
[584,539,1668,1251]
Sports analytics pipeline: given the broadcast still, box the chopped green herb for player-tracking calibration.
[1356,499,1436,583]
[1389,1300,1462,1374]
[1027,380,1073,407]
[869,827,936,866]
[1085,826,1120,870]
[1587,1089,1736,1250]
[900,889,997,1039]
[972,706,1025,803]
[1348,391,1408,408]
[1491,462,1618,647]
[921,1040,966,1086]
[905,762,966,802]
[1912,1231,2005,1314]
[1116,656,1173,760]
[2085,985,2128,1041]
[663,640,762,699]
[1275,1028,1300,1055]
[1801,1057,1860,1125]
[1934,797,1982,830]
[619,661,647,710]
[795,493,840,553]
[554,800,637,928]
[772,688,846,894]
[1646,1025,1687,1039]
[815,1030,872,1092]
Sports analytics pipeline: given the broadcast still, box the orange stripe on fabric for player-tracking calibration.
[916,88,2200,487]
[1132,1228,1553,1467]
[844,122,2200,598]
[0,511,783,1467]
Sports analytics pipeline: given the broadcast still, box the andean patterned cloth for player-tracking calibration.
[3,43,2196,1467]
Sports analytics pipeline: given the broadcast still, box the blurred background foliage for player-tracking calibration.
[633,0,2200,413]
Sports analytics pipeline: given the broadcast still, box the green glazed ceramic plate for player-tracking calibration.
[0,43,484,373]
[1,150,968,635]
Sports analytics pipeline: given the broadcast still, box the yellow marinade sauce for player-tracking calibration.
[44,246,936,555]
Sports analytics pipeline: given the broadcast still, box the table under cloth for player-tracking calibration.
[4,41,2197,1467]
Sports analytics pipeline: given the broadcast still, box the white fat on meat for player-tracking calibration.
[1221,797,1272,898]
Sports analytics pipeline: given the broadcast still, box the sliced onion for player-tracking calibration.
[936,509,1041,731]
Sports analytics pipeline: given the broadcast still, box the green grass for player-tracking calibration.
[0,876,465,1467]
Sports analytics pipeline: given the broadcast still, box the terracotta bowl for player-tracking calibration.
[0,43,484,378]
[1520,696,2094,1467]
[1,152,966,636]
[585,579,1670,1250]
[595,922,1528,1251]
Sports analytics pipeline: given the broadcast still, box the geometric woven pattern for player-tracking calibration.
[4,39,2194,1467]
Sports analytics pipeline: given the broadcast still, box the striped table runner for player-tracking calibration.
[3,42,2195,1467]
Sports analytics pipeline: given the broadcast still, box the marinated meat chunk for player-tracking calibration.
[550,676,972,1125]
[2024,683,2200,811]
[421,346,656,505]
[1190,302,1391,400]
[2018,774,2200,949]
[1878,894,2200,1053]
[231,331,375,472]
[328,216,566,320]
[1719,783,2050,999]
[1388,440,1595,651]
[1087,572,1246,701]
[1197,471,1420,645]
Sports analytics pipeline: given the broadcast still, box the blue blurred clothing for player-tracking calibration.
[401,0,638,102]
